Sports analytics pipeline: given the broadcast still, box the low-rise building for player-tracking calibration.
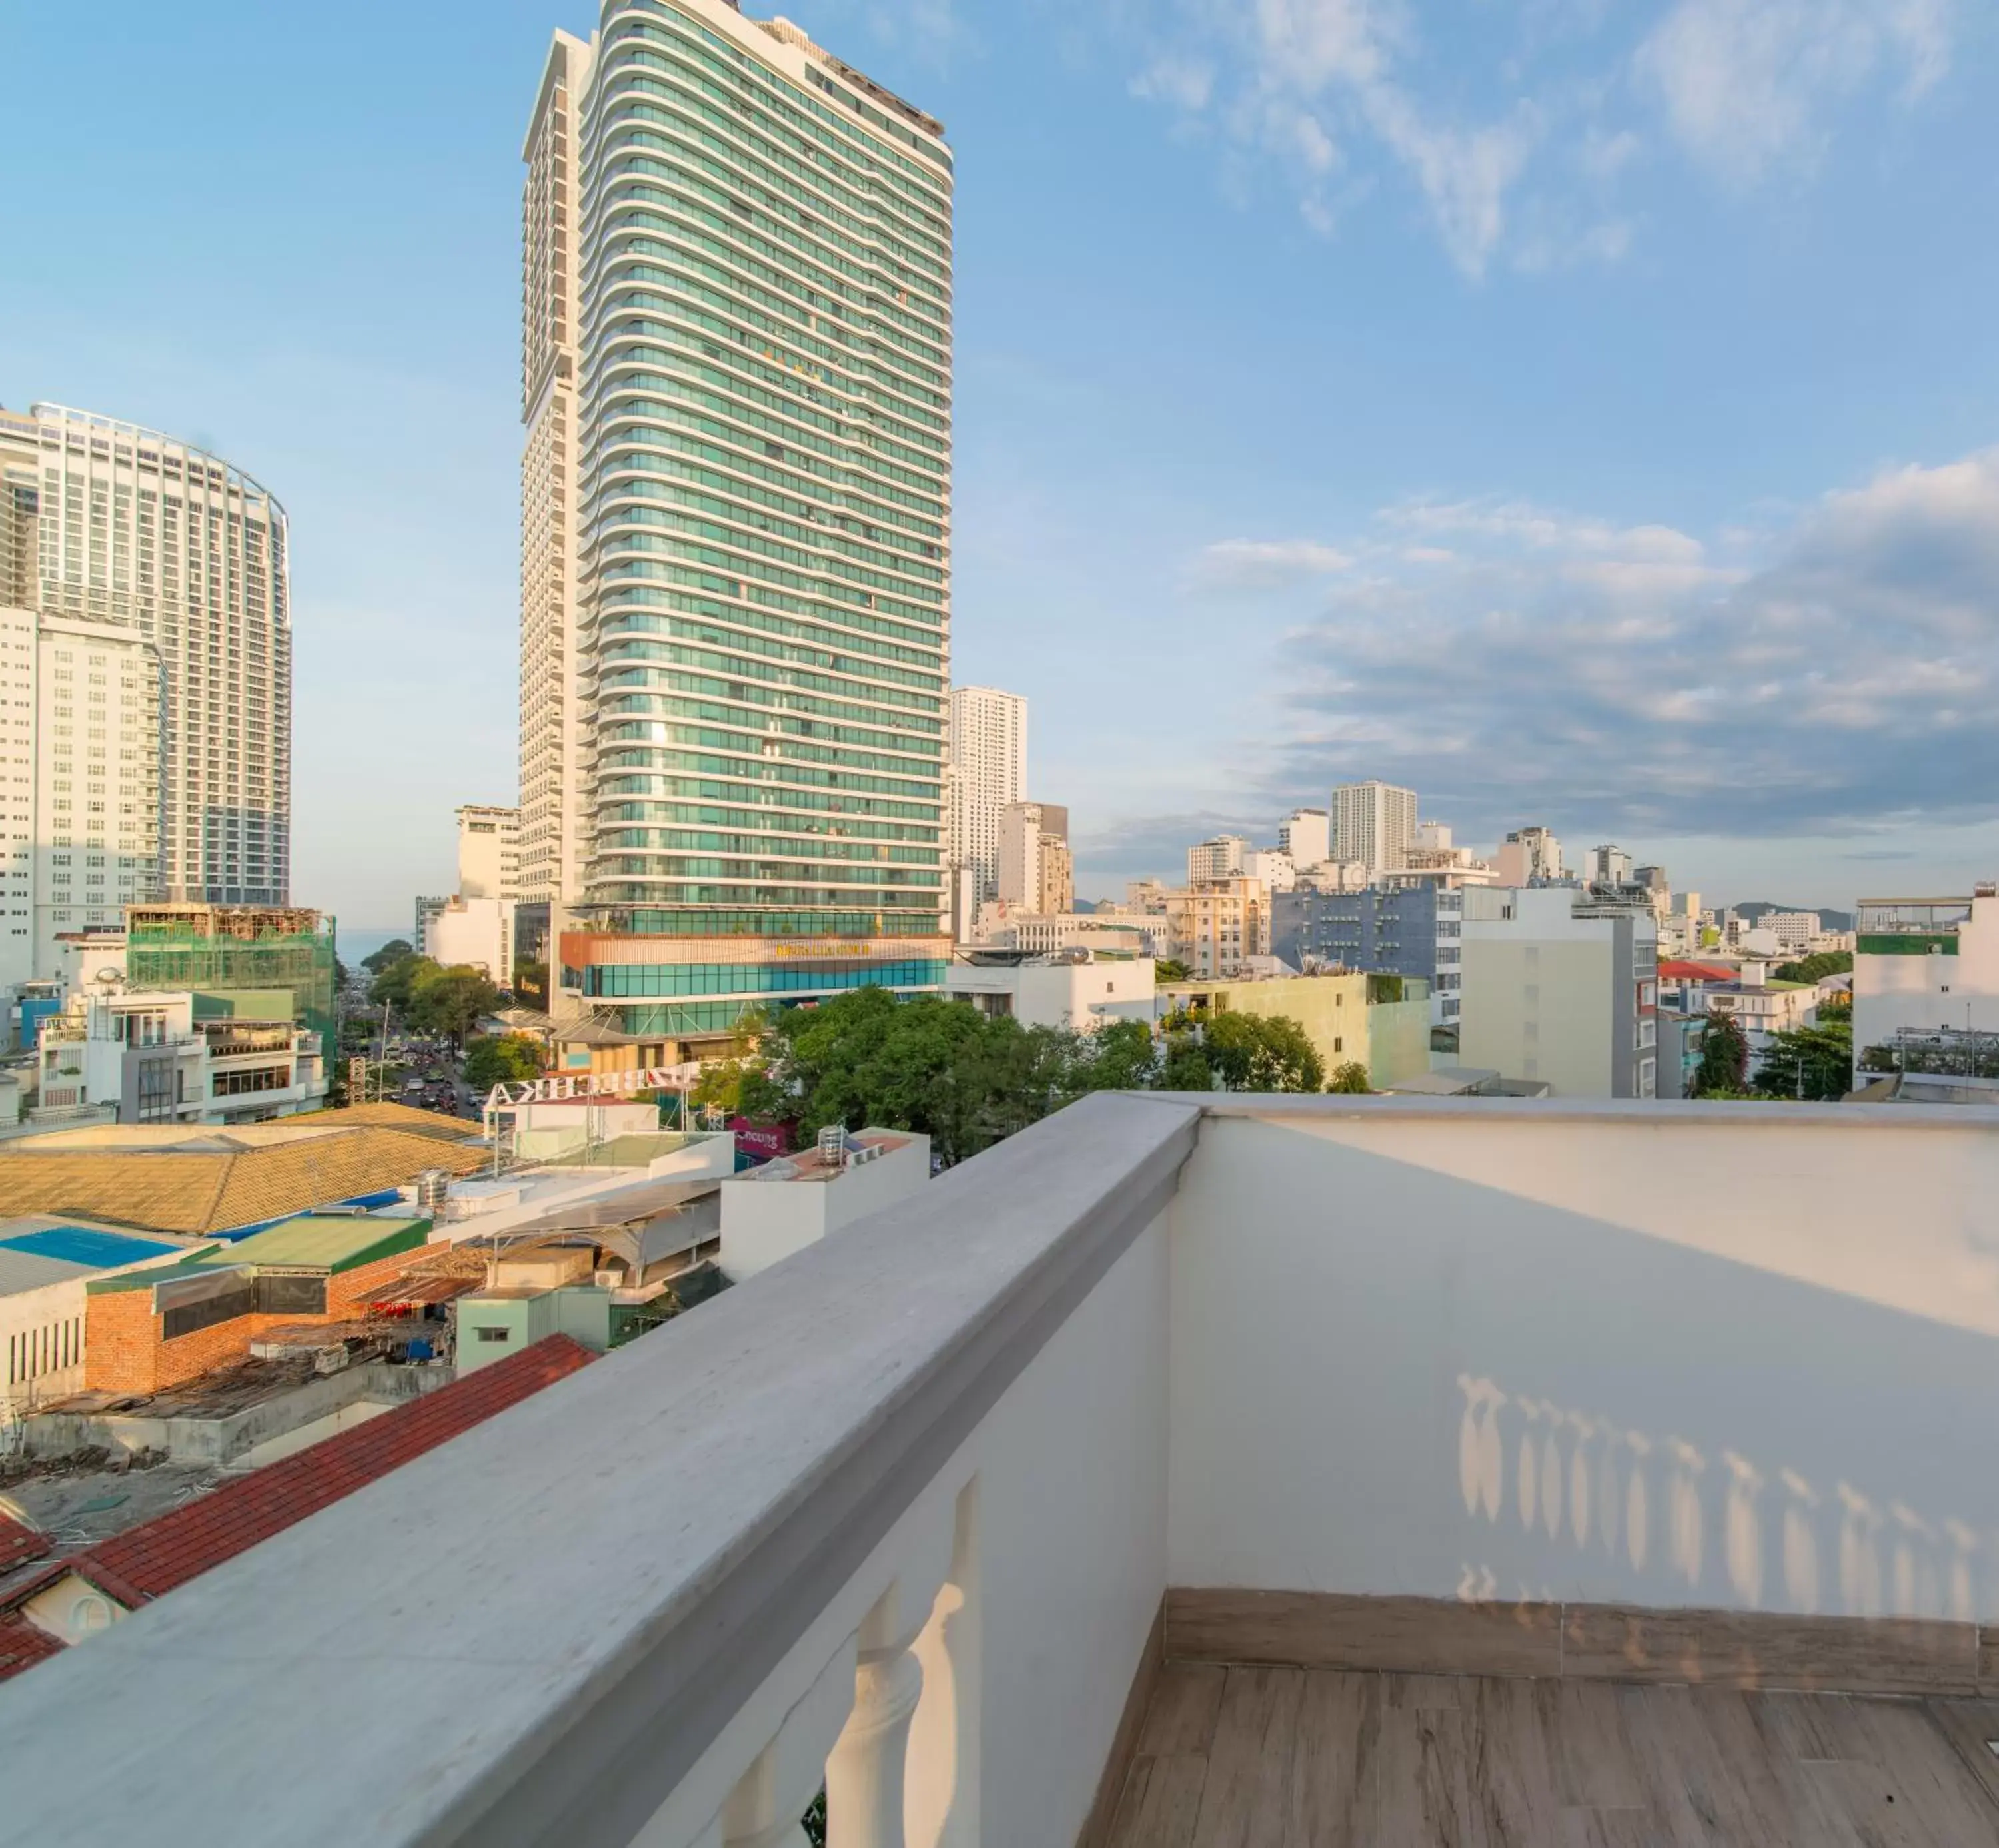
[81,1211,440,1396]
[1,1218,207,1416]
[1852,889,1999,1079]
[720,1130,928,1282]
[970,902,1166,959]
[1273,881,1467,1027]
[946,954,1155,1031]
[0,1102,487,1238]
[33,987,327,1127]
[1157,971,1431,1090]
[1457,886,1659,1097]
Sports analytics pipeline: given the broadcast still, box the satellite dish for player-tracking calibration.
[96,968,123,983]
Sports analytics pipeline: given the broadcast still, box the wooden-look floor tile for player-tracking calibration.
[1105,1753,1208,1848]
[1919,1696,1999,1811]
[1189,1667,1302,1847]
[1287,1669,1383,1848]
[1109,1665,1999,1848]
[1141,1662,1227,1757]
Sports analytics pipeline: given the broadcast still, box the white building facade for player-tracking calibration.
[948,686,1025,907]
[36,987,326,1127]
[1277,808,1329,870]
[1331,781,1418,874]
[0,602,161,996]
[1186,835,1251,885]
[1458,886,1659,1098]
[998,802,1070,915]
[0,404,289,907]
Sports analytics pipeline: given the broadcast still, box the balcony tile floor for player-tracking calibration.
[1107,1662,1999,1845]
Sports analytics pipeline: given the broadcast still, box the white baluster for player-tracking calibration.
[826,1590,929,1848]
[721,1739,814,1848]
[906,1480,980,1848]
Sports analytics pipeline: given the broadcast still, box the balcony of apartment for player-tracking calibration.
[11,1095,1999,1845]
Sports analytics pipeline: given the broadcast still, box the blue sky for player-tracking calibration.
[3,0,1996,927]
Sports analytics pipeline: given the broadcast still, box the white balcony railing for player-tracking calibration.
[7,1093,1999,1846]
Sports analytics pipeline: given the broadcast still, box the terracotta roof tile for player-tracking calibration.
[0,1124,491,1235]
[0,1613,65,1682]
[71,1337,595,1604]
[0,1514,51,1576]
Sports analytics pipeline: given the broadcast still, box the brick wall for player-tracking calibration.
[85,1248,428,1397]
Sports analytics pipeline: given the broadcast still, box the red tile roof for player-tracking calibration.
[0,1513,51,1576]
[0,1612,64,1683]
[9,1336,596,1622]
[1659,961,1737,981]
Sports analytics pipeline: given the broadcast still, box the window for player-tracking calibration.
[474,1326,512,1344]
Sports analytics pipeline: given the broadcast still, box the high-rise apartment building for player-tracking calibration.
[998,801,1070,916]
[1495,826,1563,885]
[948,686,1025,905]
[528,0,953,1065]
[0,404,289,907]
[1331,781,1418,875]
[1277,808,1329,869]
[518,30,595,911]
[457,804,522,901]
[0,605,162,993]
[1186,835,1251,885]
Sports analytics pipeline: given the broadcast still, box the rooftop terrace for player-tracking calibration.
[4,1094,1999,1845]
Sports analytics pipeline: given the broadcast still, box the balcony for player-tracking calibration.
[9,1095,1999,1844]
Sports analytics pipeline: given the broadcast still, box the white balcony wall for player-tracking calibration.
[1169,1100,1999,1622]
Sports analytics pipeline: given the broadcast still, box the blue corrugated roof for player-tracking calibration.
[0,1226,183,1268]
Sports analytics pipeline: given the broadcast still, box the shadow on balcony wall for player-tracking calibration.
[1167,1109,1999,1625]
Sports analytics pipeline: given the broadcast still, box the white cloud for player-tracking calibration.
[1131,55,1215,111]
[1293,452,1999,835]
[1635,0,1954,182]
[1196,538,1357,588]
[1115,0,1956,270]
[1122,452,1999,851]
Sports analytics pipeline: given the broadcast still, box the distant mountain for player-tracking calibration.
[1728,900,1854,932]
[1073,898,1097,913]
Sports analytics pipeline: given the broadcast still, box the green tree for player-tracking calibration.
[464,1033,546,1093]
[406,963,502,1051]
[368,952,436,1011]
[1153,958,1192,983]
[1752,1017,1853,1101]
[362,938,414,975]
[1774,951,1853,985]
[1328,1060,1373,1093]
[1692,1012,1750,1096]
[741,988,1163,1168]
[690,1009,772,1119]
[1201,1011,1325,1093]
[1075,1018,1159,1092]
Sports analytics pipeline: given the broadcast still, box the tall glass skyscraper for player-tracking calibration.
[524,0,952,1064]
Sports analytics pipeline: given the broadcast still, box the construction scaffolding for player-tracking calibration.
[124,904,338,1046]
[1862,1025,1999,1081]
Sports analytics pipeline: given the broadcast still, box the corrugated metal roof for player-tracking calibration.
[0,1226,182,1269]
[213,1214,430,1275]
[0,1247,100,1296]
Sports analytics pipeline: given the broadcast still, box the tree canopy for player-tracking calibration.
[362,938,414,975]
[407,963,502,1049]
[1691,1012,1749,1097]
[1328,1060,1373,1094]
[367,952,434,1011]
[722,988,1339,1167]
[1774,951,1853,985]
[464,1033,547,1092]
[1153,959,1191,983]
[1751,1017,1853,1101]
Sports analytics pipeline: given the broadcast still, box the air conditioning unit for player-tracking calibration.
[593,1269,622,1291]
